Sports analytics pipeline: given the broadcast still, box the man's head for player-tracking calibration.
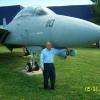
[46,41,52,50]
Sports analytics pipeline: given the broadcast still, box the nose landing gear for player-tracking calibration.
[25,53,40,72]
[26,61,40,72]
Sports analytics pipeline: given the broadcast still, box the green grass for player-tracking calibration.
[0,46,100,100]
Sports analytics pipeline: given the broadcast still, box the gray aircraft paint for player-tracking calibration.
[1,7,100,48]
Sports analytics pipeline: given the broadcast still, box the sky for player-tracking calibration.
[0,0,93,7]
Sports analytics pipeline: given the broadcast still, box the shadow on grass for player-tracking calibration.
[0,52,24,64]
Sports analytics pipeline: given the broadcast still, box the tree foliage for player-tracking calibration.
[91,0,100,25]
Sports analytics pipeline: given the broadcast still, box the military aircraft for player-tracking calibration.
[0,6,100,48]
[0,6,100,71]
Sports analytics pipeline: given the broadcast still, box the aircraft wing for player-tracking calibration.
[26,46,43,54]
[0,28,10,43]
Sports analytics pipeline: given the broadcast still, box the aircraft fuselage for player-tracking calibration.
[4,7,100,48]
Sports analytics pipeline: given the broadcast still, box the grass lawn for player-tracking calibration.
[0,46,100,100]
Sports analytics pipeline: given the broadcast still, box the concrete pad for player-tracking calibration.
[22,69,42,76]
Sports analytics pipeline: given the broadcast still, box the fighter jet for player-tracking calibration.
[0,6,100,49]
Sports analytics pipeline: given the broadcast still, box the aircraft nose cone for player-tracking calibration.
[76,22,100,45]
[89,24,100,40]
[70,17,100,43]
[52,15,100,47]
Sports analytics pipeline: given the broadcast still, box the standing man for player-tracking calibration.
[40,41,66,90]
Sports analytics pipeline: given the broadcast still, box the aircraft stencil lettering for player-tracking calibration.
[46,19,55,27]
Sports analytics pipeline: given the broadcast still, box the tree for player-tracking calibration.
[91,0,100,48]
[91,0,100,25]
[92,0,100,4]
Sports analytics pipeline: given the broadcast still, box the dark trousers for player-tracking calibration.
[43,63,56,89]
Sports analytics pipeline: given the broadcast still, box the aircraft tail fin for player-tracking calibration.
[3,18,7,28]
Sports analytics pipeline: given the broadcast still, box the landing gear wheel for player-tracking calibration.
[25,53,40,72]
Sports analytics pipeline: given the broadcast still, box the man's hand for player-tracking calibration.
[41,67,44,71]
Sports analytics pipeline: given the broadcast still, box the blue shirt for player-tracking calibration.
[40,48,66,67]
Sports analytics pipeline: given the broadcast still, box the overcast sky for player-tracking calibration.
[0,0,93,7]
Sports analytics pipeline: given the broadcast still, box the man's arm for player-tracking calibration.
[53,48,67,58]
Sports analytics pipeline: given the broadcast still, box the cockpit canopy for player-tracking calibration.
[14,7,55,19]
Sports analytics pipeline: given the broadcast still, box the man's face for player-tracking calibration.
[46,42,52,50]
